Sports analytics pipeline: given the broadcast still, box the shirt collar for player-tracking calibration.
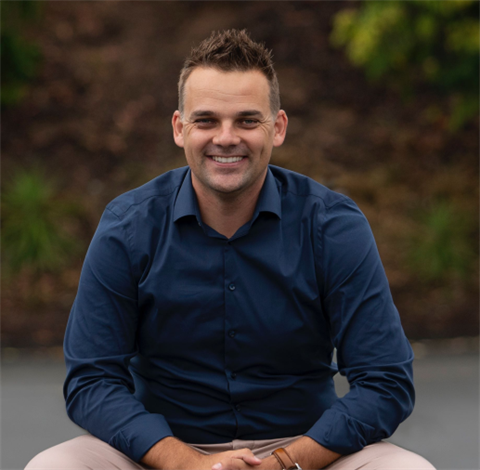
[173,166,282,224]
[173,169,202,224]
[252,167,282,221]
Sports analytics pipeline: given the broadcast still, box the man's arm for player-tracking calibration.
[141,437,202,469]
[64,208,173,462]
[285,437,340,469]
[302,197,415,455]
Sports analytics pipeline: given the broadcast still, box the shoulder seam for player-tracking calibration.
[107,185,179,218]
[324,197,351,212]
[283,188,349,210]
[105,204,140,282]
[105,206,121,219]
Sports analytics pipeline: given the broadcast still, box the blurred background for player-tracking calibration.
[1,1,479,469]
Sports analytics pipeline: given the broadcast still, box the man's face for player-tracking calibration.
[172,67,287,199]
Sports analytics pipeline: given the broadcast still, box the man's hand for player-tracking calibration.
[208,449,262,470]
[142,437,263,470]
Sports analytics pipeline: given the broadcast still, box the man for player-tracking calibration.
[27,30,435,470]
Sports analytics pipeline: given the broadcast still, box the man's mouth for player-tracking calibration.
[210,156,245,163]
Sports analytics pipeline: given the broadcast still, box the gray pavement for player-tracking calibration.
[1,351,479,470]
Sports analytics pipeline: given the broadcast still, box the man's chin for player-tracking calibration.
[200,174,244,192]
[207,179,251,198]
[211,184,246,197]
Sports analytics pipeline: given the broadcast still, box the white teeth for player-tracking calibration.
[211,156,244,163]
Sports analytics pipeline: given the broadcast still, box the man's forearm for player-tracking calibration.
[285,436,341,470]
[141,436,203,469]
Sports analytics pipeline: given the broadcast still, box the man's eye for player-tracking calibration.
[194,119,215,126]
[241,119,259,126]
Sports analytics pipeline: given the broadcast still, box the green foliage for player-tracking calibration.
[331,0,479,131]
[1,168,81,276]
[1,1,42,107]
[408,202,476,283]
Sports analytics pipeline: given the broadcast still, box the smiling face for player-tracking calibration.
[172,67,287,202]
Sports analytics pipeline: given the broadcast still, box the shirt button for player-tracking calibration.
[235,405,241,412]
[229,330,236,338]
[231,372,237,379]
[228,283,236,291]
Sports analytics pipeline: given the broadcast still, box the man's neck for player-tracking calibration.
[193,179,265,240]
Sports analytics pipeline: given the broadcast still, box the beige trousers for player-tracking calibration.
[25,434,435,470]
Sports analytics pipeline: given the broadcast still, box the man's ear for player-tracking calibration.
[273,110,288,147]
[172,111,185,148]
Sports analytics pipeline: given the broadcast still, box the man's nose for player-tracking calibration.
[212,123,241,147]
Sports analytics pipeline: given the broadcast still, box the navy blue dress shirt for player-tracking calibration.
[64,165,415,463]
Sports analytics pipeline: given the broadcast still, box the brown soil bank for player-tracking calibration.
[2,2,478,348]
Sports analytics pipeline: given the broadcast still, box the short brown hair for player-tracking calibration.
[178,29,280,117]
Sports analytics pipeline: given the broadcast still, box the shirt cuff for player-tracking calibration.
[304,409,378,455]
[108,412,174,462]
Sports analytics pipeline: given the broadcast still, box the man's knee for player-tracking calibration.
[25,438,87,469]
[387,451,436,470]
[373,442,436,470]
[25,435,145,470]
[326,442,436,470]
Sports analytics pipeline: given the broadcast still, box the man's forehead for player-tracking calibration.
[183,67,270,110]
[186,66,269,87]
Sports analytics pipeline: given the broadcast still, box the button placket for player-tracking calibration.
[223,240,242,422]
[224,246,238,344]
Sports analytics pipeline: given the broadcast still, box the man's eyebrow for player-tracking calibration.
[236,110,264,118]
[189,110,218,119]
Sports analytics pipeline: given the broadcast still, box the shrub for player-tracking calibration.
[331,0,479,131]
[1,168,81,276]
[1,1,42,107]
[408,201,476,283]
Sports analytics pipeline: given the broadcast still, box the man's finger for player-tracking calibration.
[235,454,262,465]
[211,454,262,470]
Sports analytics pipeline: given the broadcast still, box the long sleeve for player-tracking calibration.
[63,208,173,462]
[305,197,415,455]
